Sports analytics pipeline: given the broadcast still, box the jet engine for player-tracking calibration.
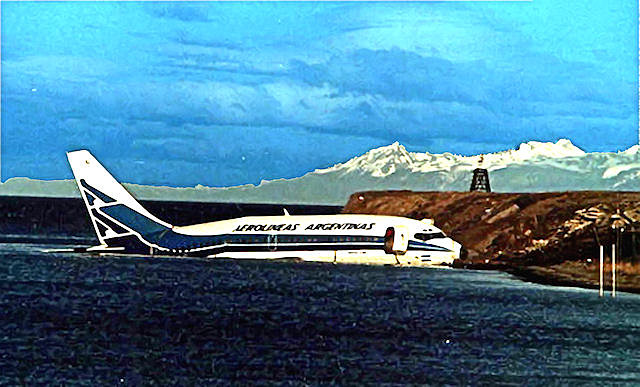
[383,226,409,255]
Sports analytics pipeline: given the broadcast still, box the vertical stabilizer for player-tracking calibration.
[66,150,172,247]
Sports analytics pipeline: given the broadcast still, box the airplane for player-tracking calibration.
[65,150,462,266]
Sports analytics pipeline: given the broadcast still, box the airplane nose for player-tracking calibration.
[451,241,463,259]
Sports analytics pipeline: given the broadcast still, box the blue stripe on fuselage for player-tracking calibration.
[96,205,453,254]
[408,240,452,252]
[141,232,452,254]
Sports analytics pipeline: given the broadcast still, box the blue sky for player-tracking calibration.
[2,1,637,187]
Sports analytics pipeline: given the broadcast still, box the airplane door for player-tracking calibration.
[267,234,278,251]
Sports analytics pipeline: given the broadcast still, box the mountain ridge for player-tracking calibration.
[2,139,639,205]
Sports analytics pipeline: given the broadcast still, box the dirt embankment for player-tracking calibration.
[343,191,640,270]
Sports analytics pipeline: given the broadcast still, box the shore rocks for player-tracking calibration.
[343,191,640,267]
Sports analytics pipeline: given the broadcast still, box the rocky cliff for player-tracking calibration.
[343,190,640,267]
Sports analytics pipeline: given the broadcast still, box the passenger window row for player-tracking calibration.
[171,235,380,251]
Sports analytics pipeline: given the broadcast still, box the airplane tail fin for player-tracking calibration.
[66,150,172,249]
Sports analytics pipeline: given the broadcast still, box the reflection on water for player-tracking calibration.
[1,243,639,384]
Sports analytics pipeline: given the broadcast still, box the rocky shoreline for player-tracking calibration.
[507,262,640,295]
[344,190,640,294]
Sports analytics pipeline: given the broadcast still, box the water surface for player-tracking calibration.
[1,244,639,384]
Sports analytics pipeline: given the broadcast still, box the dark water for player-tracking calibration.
[1,244,640,385]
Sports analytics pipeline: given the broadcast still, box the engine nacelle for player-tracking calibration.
[383,226,409,255]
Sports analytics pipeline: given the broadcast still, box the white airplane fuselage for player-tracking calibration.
[65,150,462,266]
[170,214,461,265]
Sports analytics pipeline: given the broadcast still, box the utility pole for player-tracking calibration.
[612,242,616,298]
[610,208,627,298]
[599,245,604,297]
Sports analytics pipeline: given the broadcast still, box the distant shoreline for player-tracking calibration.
[0,195,341,241]
[456,261,640,295]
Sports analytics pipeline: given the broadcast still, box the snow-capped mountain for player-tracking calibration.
[2,139,639,205]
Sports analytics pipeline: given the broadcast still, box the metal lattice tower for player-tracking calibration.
[470,155,491,192]
[470,169,491,192]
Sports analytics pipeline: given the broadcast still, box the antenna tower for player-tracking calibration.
[470,155,491,192]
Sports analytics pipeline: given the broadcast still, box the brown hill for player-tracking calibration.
[343,191,640,268]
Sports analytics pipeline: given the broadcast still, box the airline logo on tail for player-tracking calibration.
[67,150,171,250]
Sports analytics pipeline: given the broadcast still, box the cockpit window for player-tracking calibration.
[414,232,446,241]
